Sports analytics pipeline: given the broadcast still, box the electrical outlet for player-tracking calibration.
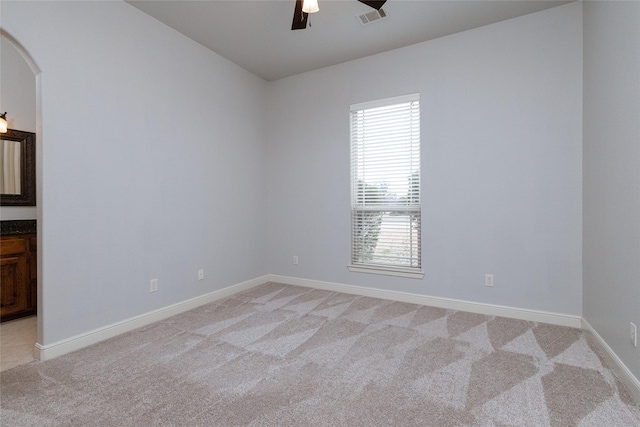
[293,255,298,265]
[149,279,158,293]
[631,322,637,347]
[198,269,204,280]
[485,274,494,287]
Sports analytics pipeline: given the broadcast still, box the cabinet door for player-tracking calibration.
[1,255,29,318]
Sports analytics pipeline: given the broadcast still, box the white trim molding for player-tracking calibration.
[32,273,638,405]
[34,275,268,361]
[40,273,637,390]
[348,265,424,279]
[582,318,640,404]
[267,274,582,328]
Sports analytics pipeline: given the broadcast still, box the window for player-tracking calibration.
[349,94,422,278]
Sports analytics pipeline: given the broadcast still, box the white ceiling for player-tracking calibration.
[127,0,572,81]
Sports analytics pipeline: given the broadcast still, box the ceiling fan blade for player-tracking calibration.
[357,0,387,10]
[291,0,309,30]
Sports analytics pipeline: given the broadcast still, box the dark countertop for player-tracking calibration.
[1,219,37,235]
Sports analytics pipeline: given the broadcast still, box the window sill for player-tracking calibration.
[348,265,424,279]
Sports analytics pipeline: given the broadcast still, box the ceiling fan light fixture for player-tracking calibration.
[302,0,319,14]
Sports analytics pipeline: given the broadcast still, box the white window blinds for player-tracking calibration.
[350,94,421,273]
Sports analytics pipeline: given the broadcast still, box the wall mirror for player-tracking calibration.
[1,129,36,206]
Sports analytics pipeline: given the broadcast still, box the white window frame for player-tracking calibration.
[348,93,423,279]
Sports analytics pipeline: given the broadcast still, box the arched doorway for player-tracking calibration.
[0,29,43,369]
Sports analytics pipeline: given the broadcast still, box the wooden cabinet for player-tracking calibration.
[1,233,37,321]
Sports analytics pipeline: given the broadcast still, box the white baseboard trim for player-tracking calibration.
[34,275,268,361]
[32,273,638,405]
[267,274,582,328]
[582,318,640,404]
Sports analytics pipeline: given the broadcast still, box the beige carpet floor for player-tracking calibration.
[2,282,639,426]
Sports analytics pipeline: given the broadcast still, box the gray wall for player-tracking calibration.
[2,1,269,345]
[267,3,583,316]
[583,0,640,381]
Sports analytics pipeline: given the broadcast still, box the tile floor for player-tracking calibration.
[1,316,37,372]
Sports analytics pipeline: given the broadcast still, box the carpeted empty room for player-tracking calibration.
[2,283,639,426]
[2,1,640,426]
